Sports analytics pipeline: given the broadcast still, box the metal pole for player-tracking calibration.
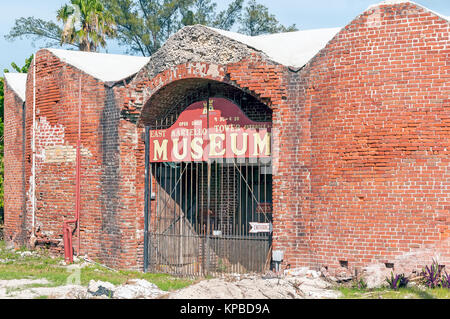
[144,126,150,272]
[31,56,36,239]
[206,83,211,275]
[76,75,81,256]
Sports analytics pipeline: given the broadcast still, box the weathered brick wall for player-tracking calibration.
[113,89,145,269]
[109,3,449,274]
[22,50,102,254]
[14,49,142,269]
[128,53,288,271]
[298,2,450,273]
[3,81,27,244]
[225,56,306,270]
[131,4,449,275]
[4,2,448,275]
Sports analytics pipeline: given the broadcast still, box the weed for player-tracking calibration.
[351,278,367,290]
[0,240,194,292]
[440,271,450,288]
[421,259,445,288]
[386,272,409,290]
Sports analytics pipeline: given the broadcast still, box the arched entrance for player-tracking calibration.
[143,80,273,276]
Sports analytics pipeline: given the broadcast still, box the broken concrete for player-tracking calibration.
[361,264,392,289]
[137,25,264,83]
[0,278,167,299]
[167,273,341,299]
[114,279,164,299]
[0,272,343,299]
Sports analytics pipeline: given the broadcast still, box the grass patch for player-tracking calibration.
[0,240,194,292]
[5,282,54,295]
[337,286,450,299]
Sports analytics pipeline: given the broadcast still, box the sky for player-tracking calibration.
[0,0,449,73]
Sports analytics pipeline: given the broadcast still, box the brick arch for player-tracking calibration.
[129,59,290,272]
[138,64,278,127]
[129,59,287,127]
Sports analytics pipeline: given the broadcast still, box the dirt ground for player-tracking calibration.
[0,243,340,299]
[0,272,341,299]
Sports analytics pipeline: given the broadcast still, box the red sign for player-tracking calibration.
[149,98,271,163]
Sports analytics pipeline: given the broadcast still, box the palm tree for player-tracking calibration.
[57,0,116,52]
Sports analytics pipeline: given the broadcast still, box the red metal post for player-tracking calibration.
[76,75,81,256]
[63,221,73,263]
[62,75,82,264]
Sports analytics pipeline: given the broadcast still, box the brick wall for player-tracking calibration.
[133,3,449,274]
[22,50,102,255]
[295,2,450,273]
[4,2,448,275]
[6,49,145,269]
[3,81,27,244]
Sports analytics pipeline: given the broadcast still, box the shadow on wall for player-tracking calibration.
[100,86,121,265]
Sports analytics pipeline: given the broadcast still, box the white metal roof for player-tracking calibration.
[18,0,448,86]
[4,73,27,101]
[207,1,448,69]
[47,48,150,83]
[207,27,342,69]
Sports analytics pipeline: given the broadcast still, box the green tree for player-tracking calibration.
[6,0,115,52]
[57,0,116,52]
[6,0,294,56]
[0,55,33,221]
[5,17,66,49]
[239,0,297,36]
[180,0,244,30]
[101,0,243,56]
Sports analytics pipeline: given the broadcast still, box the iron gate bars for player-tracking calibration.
[145,160,272,277]
[143,85,273,277]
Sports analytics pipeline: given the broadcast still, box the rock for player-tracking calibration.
[168,275,341,299]
[114,279,164,299]
[17,251,33,258]
[284,267,309,277]
[361,264,391,289]
[320,267,329,277]
[88,280,115,298]
[333,267,354,283]
[284,267,321,279]
[60,285,91,299]
[261,271,278,279]
[308,270,320,279]
[29,235,37,248]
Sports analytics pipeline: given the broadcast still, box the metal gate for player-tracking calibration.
[146,160,272,276]
[143,87,273,276]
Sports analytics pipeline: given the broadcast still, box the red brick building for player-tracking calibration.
[3,1,449,276]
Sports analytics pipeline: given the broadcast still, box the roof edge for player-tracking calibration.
[366,1,450,23]
[42,48,150,84]
[3,73,27,102]
[204,25,342,69]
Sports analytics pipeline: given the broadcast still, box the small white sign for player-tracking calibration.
[213,230,222,237]
[249,222,273,233]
